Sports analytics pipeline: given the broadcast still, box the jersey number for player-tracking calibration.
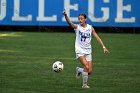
[81,35,87,42]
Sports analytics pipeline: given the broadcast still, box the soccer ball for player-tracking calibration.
[52,61,64,72]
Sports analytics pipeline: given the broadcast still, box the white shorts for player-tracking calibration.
[76,53,92,61]
[75,47,92,61]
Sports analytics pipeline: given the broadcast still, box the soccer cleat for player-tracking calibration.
[76,67,81,79]
[82,85,90,88]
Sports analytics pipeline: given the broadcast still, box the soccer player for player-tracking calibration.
[63,9,109,88]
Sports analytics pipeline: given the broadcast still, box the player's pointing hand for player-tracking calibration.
[63,9,67,15]
[103,47,109,54]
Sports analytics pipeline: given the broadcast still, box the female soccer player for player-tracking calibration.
[63,9,109,88]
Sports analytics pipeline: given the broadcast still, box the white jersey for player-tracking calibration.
[74,24,92,54]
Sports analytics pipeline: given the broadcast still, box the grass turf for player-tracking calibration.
[0,32,140,93]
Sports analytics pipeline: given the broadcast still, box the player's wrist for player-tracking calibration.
[103,46,106,49]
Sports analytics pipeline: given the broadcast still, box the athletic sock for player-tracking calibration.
[78,67,84,73]
[82,72,88,85]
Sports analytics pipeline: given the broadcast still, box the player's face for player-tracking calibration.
[78,15,86,25]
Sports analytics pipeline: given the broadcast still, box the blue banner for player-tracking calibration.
[0,0,139,27]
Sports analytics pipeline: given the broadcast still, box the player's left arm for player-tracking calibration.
[92,27,109,54]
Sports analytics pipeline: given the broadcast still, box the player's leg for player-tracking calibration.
[84,53,93,74]
[81,54,92,88]
[78,56,90,88]
[87,60,93,75]
[75,54,88,79]
[78,56,89,72]
[76,55,87,79]
[76,67,83,79]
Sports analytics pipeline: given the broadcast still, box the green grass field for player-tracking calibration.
[0,32,140,93]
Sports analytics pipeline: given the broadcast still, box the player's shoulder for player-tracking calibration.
[76,24,93,30]
[77,24,81,27]
[87,24,92,27]
[74,24,80,30]
[87,24,93,29]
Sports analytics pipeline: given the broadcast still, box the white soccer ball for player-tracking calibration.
[52,61,64,72]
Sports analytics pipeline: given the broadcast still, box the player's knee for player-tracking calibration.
[84,64,89,72]
[88,70,92,75]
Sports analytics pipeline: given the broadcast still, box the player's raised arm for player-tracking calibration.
[63,9,77,29]
[92,27,109,54]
